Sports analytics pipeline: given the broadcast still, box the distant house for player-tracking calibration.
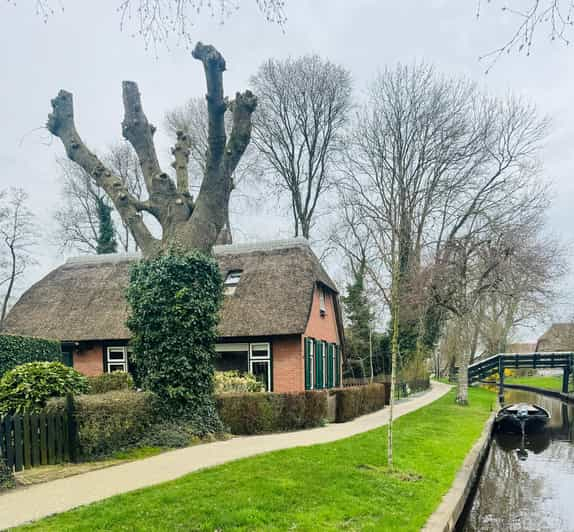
[505,342,537,354]
[2,238,344,393]
[536,323,574,352]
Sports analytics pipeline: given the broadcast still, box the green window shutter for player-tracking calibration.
[327,344,334,388]
[304,338,311,390]
[315,340,323,389]
[335,345,341,387]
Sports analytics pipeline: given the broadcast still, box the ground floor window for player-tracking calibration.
[305,338,339,390]
[106,346,128,372]
[215,342,272,391]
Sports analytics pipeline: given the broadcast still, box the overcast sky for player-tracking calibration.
[1,1,573,340]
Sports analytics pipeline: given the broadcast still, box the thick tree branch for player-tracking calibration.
[121,81,162,193]
[171,130,192,195]
[224,91,258,177]
[47,90,159,255]
[192,42,227,172]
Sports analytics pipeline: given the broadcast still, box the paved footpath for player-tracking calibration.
[0,381,451,530]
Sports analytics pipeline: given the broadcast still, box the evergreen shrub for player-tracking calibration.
[0,334,61,377]
[87,371,134,394]
[0,361,88,415]
[126,251,223,434]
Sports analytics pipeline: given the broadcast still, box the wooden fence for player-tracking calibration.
[0,396,78,472]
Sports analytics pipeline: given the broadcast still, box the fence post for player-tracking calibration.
[498,356,505,404]
[66,394,79,463]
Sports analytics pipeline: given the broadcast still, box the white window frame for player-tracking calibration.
[106,346,128,373]
[322,341,328,386]
[249,342,271,391]
[308,339,315,390]
[319,288,326,315]
[223,270,242,295]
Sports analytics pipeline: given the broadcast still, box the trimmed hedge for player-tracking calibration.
[216,391,328,435]
[48,390,159,459]
[87,372,134,394]
[0,334,61,377]
[333,383,388,423]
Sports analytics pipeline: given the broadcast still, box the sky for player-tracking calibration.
[0,0,573,341]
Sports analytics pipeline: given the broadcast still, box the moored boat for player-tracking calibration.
[495,403,550,434]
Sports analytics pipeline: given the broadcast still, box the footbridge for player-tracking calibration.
[468,352,574,394]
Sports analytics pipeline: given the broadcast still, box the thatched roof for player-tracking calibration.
[536,323,574,352]
[1,238,339,342]
[505,342,537,354]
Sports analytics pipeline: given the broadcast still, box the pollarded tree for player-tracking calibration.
[47,42,257,257]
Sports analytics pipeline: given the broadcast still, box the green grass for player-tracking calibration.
[111,447,166,461]
[505,374,565,391]
[21,388,495,532]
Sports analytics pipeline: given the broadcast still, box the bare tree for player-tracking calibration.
[47,42,256,257]
[0,189,36,325]
[338,63,549,405]
[250,55,352,239]
[25,1,286,49]
[477,0,574,67]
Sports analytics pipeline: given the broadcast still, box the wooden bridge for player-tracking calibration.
[468,352,574,394]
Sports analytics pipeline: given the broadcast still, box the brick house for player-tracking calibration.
[2,238,343,393]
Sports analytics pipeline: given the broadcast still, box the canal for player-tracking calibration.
[459,389,574,532]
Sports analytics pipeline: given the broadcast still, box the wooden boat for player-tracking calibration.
[495,403,550,434]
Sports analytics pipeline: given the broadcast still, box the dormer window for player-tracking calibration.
[319,287,327,316]
[224,270,242,295]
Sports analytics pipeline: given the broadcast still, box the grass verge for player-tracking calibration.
[20,387,495,532]
[505,374,565,391]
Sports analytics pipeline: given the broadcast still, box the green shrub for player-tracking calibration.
[334,383,387,423]
[48,390,158,460]
[139,421,199,448]
[216,391,328,435]
[87,372,134,394]
[214,371,265,394]
[0,362,88,415]
[0,458,15,490]
[126,251,223,431]
[0,334,61,377]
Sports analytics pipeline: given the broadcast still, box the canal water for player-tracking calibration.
[460,389,574,532]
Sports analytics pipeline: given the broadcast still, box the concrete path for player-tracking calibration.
[0,381,451,530]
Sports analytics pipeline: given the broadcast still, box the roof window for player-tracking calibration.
[224,270,242,295]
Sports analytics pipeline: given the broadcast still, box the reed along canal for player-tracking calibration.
[459,389,574,532]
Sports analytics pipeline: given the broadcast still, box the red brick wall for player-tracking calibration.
[272,335,304,392]
[304,286,340,344]
[73,344,104,376]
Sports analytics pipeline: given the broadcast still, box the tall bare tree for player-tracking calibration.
[47,42,256,257]
[250,55,352,239]
[339,63,549,405]
[0,189,36,325]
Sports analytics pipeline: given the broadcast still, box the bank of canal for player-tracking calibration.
[459,388,574,532]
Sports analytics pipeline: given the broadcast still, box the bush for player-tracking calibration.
[126,251,223,431]
[214,371,264,394]
[0,458,14,490]
[87,372,134,394]
[0,362,88,415]
[216,391,328,435]
[334,383,387,423]
[48,390,158,459]
[0,334,61,378]
[139,421,199,448]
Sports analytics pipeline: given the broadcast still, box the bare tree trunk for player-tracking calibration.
[388,260,400,469]
[456,353,470,405]
[0,245,16,324]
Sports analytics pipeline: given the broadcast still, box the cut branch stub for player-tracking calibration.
[171,130,192,194]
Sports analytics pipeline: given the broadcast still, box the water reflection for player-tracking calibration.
[460,389,574,532]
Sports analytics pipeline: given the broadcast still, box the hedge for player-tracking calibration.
[333,383,388,423]
[216,390,328,435]
[86,372,134,394]
[0,334,61,377]
[48,390,159,459]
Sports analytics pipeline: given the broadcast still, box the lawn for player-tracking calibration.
[505,374,566,391]
[21,387,495,532]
